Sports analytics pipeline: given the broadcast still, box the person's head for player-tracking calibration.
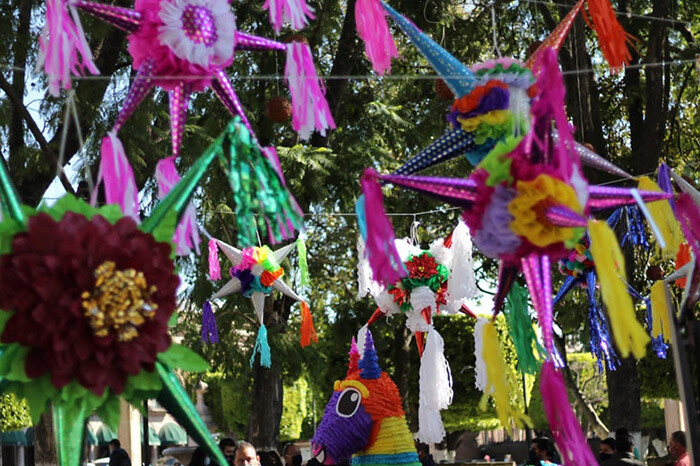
[259,451,283,466]
[600,438,617,457]
[414,442,430,461]
[669,431,687,460]
[219,438,237,465]
[283,444,302,466]
[616,433,633,453]
[189,447,211,466]
[235,441,259,466]
[108,439,121,453]
[532,437,555,461]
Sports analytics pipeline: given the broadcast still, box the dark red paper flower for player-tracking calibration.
[406,253,439,279]
[0,212,178,395]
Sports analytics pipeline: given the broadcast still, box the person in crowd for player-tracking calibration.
[615,428,641,460]
[414,442,436,466]
[235,441,261,466]
[283,444,303,466]
[108,439,131,466]
[189,447,211,466]
[601,432,643,466]
[220,438,237,466]
[526,437,560,465]
[599,438,617,463]
[668,431,690,466]
[259,451,283,466]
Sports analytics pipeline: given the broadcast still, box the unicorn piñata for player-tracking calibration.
[311,331,420,466]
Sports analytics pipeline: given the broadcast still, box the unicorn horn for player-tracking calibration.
[359,329,382,379]
[381,2,476,98]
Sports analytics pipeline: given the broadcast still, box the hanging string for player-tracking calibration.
[490,2,502,58]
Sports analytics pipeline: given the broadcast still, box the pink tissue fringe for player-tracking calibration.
[675,193,700,260]
[156,157,201,256]
[208,238,222,280]
[541,361,597,465]
[38,0,99,97]
[263,0,315,34]
[361,168,406,286]
[95,133,140,221]
[355,0,398,75]
[285,42,336,140]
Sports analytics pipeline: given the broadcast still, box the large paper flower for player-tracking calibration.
[508,174,583,248]
[0,210,178,395]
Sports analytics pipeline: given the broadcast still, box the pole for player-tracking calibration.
[143,400,150,466]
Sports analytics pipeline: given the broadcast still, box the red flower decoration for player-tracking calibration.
[388,287,408,307]
[0,212,178,395]
[406,253,439,279]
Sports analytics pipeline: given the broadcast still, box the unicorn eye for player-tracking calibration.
[336,388,362,418]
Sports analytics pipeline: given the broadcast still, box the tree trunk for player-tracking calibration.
[606,357,641,433]
[34,411,57,466]
[246,297,288,449]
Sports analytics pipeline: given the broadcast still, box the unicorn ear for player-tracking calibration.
[347,337,361,376]
[359,329,382,379]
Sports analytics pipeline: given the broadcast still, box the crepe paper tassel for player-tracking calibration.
[473,318,488,392]
[587,220,649,359]
[638,176,683,258]
[645,294,669,359]
[250,324,272,368]
[296,236,310,286]
[299,302,318,348]
[675,243,691,289]
[658,163,675,210]
[479,321,531,429]
[263,0,314,34]
[94,132,139,221]
[675,194,700,261]
[650,281,672,344]
[668,169,700,208]
[201,301,219,344]
[355,0,398,75]
[585,271,618,372]
[208,239,222,281]
[37,0,99,97]
[285,42,336,140]
[359,168,407,286]
[583,0,632,71]
[156,157,201,255]
[416,327,453,444]
[620,205,649,249]
[540,361,598,465]
[504,283,544,375]
[445,220,478,311]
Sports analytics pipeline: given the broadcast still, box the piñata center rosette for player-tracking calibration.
[389,252,449,312]
[129,0,236,90]
[0,212,178,395]
[230,245,284,297]
[446,59,534,165]
[462,136,586,262]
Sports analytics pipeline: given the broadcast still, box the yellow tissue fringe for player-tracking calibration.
[479,321,531,429]
[588,220,649,359]
[638,176,683,258]
[650,281,672,343]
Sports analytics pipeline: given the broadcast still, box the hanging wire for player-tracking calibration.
[490,1,502,58]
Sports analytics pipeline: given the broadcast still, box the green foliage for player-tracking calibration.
[280,377,310,441]
[640,398,666,430]
[203,372,252,438]
[0,393,31,432]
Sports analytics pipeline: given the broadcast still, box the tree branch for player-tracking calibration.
[0,73,76,196]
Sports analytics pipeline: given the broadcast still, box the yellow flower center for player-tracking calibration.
[82,261,158,341]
